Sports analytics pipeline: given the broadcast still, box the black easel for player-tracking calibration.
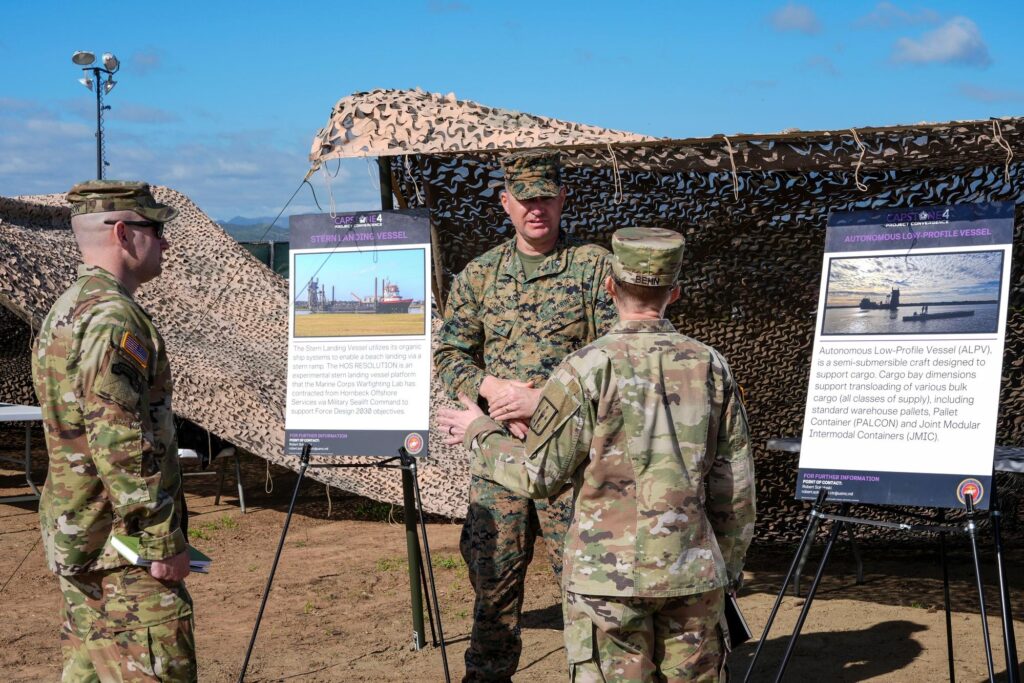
[237,444,451,683]
[743,488,1019,683]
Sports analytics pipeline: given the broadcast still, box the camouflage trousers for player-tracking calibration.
[564,589,727,683]
[58,566,196,682]
[460,474,574,682]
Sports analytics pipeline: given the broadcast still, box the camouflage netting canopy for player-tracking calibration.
[2,88,1023,540]
[312,88,1024,543]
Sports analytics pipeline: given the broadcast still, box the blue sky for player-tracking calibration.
[2,1,1021,220]
[294,248,426,303]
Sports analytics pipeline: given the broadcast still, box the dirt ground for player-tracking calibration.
[1,439,1022,682]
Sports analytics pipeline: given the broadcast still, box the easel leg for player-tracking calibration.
[940,528,955,683]
[793,508,823,597]
[744,490,828,683]
[406,451,451,683]
[965,494,996,683]
[843,524,863,585]
[774,503,850,683]
[238,444,310,682]
[990,485,1020,683]
[401,461,427,650]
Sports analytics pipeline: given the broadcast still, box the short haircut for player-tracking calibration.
[612,276,675,309]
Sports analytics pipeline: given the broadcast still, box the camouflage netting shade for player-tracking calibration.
[312,88,1024,543]
[0,189,469,518]
[2,88,1023,539]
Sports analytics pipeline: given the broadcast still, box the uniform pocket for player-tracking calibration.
[535,294,586,340]
[564,611,596,664]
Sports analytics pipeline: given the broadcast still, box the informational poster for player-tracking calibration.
[797,202,1014,509]
[285,210,432,457]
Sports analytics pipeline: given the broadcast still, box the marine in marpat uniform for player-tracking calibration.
[32,180,196,682]
[440,228,756,682]
[434,150,617,681]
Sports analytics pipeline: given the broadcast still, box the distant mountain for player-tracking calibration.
[218,218,289,243]
[222,215,279,226]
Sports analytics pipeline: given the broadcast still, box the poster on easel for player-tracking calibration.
[797,202,1014,509]
[284,209,432,457]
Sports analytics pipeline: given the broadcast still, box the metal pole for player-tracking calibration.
[402,458,426,650]
[409,451,451,683]
[744,489,828,683]
[378,157,394,210]
[965,493,996,683]
[990,486,1020,683]
[940,529,955,683]
[238,443,310,682]
[774,503,849,683]
[94,67,103,179]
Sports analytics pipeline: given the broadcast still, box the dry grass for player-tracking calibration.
[295,312,425,337]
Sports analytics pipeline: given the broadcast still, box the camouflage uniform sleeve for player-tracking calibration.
[77,312,185,561]
[434,270,486,401]
[591,249,618,337]
[465,365,591,498]
[705,351,756,589]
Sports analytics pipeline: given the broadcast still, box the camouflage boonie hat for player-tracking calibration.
[501,149,562,200]
[66,180,177,222]
[611,227,685,287]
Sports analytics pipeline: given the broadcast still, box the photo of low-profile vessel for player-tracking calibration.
[306,276,414,314]
[903,310,975,322]
[859,288,900,310]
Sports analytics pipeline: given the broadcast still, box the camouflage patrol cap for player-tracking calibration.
[66,180,177,222]
[611,227,685,287]
[501,149,562,200]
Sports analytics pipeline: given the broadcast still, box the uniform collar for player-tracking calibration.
[608,318,676,334]
[500,233,571,283]
[77,264,133,299]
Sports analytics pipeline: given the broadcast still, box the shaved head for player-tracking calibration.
[71,210,138,253]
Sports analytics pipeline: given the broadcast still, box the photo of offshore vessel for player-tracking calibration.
[306,276,414,314]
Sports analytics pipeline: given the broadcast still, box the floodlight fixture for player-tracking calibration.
[72,50,95,66]
[101,52,119,72]
[72,50,122,179]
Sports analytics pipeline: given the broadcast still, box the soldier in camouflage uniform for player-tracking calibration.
[32,180,196,682]
[439,228,756,682]
[434,150,617,681]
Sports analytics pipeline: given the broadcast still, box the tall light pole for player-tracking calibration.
[72,50,120,180]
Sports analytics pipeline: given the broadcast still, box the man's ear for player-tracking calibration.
[500,189,510,216]
[605,275,616,299]
[111,220,129,246]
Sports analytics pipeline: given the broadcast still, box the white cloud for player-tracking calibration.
[769,3,821,35]
[957,83,1024,103]
[892,16,991,67]
[855,2,941,29]
[0,99,381,220]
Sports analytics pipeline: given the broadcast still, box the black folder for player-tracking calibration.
[725,593,752,648]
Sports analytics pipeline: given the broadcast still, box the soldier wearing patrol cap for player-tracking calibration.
[434,150,616,681]
[32,180,196,681]
[440,227,756,682]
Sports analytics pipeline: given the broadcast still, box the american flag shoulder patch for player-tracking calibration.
[119,330,150,369]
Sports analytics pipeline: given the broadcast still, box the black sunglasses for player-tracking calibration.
[104,219,165,239]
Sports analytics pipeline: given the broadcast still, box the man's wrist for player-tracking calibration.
[463,415,502,450]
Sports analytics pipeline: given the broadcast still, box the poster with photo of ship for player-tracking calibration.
[284,210,433,458]
[820,250,1003,336]
[796,202,1014,509]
